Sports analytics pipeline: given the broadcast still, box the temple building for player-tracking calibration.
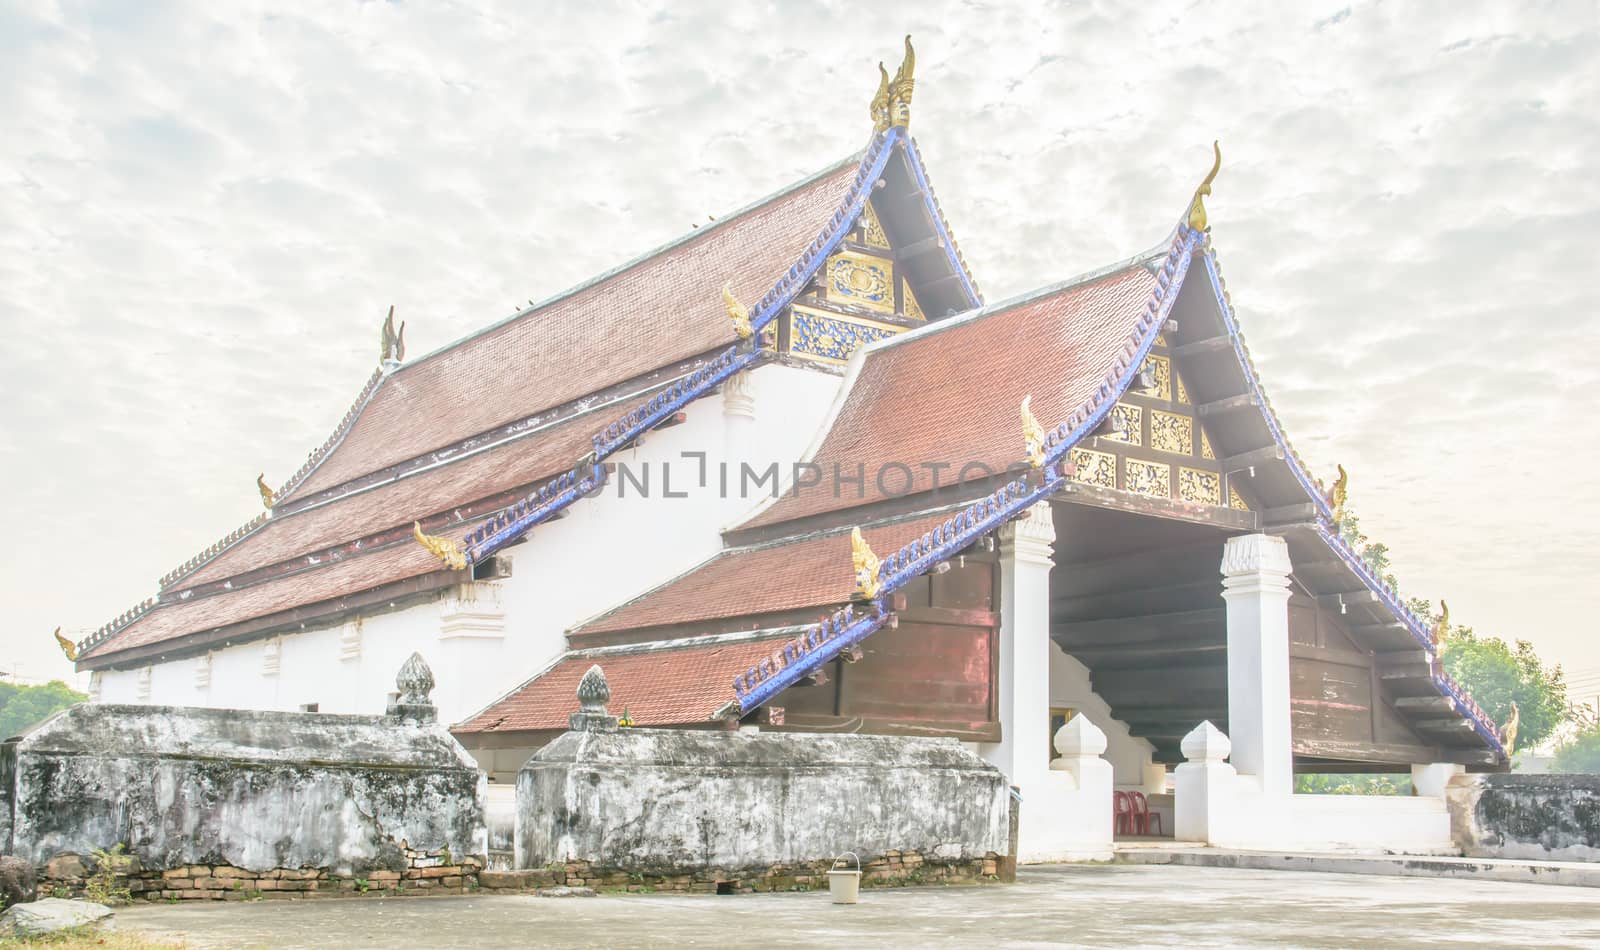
[67,39,1506,857]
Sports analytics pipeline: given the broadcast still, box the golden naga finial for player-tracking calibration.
[1186,140,1222,232]
[1431,600,1450,647]
[53,626,77,662]
[1503,700,1521,755]
[851,527,882,601]
[889,35,915,129]
[722,281,752,340]
[870,62,892,133]
[257,473,276,510]
[1021,395,1048,468]
[413,521,468,571]
[1326,463,1348,521]
[380,305,406,364]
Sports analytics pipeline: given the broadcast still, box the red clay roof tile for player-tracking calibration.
[454,636,784,733]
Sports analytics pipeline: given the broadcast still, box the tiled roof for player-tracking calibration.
[453,635,787,734]
[182,411,599,588]
[82,155,867,662]
[87,542,446,658]
[575,510,956,638]
[740,260,1161,530]
[289,158,862,499]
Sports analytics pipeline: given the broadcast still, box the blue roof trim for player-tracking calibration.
[732,228,1199,713]
[1201,244,1504,759]
[903,136,982,309]
[1313,522,1506,758]
[459,128,910,565]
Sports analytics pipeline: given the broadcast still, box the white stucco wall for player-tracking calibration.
[94,362,843,728]
[1048,642,1154,787]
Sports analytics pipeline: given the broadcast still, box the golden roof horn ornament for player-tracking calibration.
[1502,700,1520,755]
[53,626,77,662]
[1186,140,1222,232]
[380,305,406,364]
[870,62,892,133]
[888,35,915,129]
[413,521,468,571]
[722,281,752,340]
[1431,600,1449,647]
[1021,395,1048,468]
[1326,464,1348,521]
[851,527,883,601]
[257,473,276,510]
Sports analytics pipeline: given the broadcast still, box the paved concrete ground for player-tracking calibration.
[117,864,1600,949]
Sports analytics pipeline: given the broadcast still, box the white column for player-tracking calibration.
[1220,533,1294,797]
[1411,762,1465,798]
[980,502,1056,786]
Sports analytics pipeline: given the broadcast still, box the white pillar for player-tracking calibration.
[1174,721,1237,844]
[980,502,1056,785]
[1220,533,1294,797]
[1411,762,1465,798]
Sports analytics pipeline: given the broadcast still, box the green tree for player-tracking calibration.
[1553,710,1600,772]
[1433,624,1568,753]
[0,680,85,739]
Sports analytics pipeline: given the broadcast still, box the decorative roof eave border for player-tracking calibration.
[1199,245,1506,760]
[902,135,982,310]
[152,365,388,594]
[724,227,1199,714]
[456,127,914,566]
[1312,521,1506,758]
[75,595,159,661]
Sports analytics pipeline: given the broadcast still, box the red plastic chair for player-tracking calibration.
[1113,791,1135,836]
[1131,791,1163,836]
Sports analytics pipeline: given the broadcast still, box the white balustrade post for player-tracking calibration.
[1220,534,1295,797]
[722,370,757,459]
[1049,715,1113,851]
[1174,721,1236,844]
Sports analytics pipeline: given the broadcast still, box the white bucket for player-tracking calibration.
[826,852,861,904]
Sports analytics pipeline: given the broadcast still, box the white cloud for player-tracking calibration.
[2,0,1597,688]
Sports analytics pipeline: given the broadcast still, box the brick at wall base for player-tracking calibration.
[477,850,1011,895]
[35,852,485,902]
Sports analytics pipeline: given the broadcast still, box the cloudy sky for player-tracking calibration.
[4,1,1598,699]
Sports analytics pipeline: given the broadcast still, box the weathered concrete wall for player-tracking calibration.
[516,729,1009,874]
[1447,773,1600,862]
[2,703,486,875]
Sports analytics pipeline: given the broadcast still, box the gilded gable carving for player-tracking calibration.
[1200,428,1216,460]
[791,305,901,365]
[1178,467,1222,506]
[1124,459,1170,498]
[1142,354,1172,401]
[859,201,890,250]
[1229,483,1250,511]
[1150,410,1193,455]
[1070,448,1117,489]
[826,250,895,314]
[1175,369,1190,405]
[1102,403,1142,446]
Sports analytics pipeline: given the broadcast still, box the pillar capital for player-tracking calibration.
[1220,533,1293,579]
[999,502,1055,565]
[722,370,756,421]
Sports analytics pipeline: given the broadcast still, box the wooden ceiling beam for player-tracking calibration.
[1196,392,1261,417]
[1220,445,1287,471]
[1171,335,1233,359]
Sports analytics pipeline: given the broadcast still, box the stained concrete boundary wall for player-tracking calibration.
[1447,773,1600,862]
[0,703,487,874]
[517,729,1010,872]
